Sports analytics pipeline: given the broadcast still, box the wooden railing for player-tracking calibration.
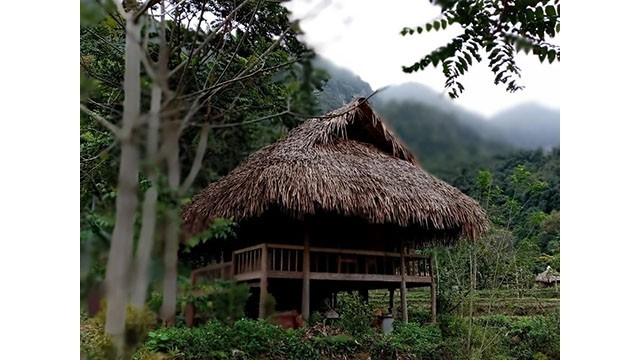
[233,244,264,276]
[235,243,431,279]
[268,244,303,272]
[190,261,233,285]
[191,243,432,283]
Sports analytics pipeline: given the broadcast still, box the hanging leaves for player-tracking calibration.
[401,0,560,98]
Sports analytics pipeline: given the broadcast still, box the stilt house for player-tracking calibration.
[181,98,489,325]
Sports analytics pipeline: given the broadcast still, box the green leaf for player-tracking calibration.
[464,52,473,65]
[547,50,556,64]
[441,19,447,30]
[535,6,544,19]
[545,5,557,17]
[556,23,560,33]
[434,21,440,31]
[426,23,433,31]
[525,8,535,21]
[417,26,423,34]
[538,51,546,63]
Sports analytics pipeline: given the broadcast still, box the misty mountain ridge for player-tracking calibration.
[312,57,559,177]
[489,102,560,150]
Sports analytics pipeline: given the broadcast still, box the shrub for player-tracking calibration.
[139,319,318,360]
[313,333,361,358]
[337,292,374,338]
[180,281,250,325]
[81,317,116,360]
[407,307,432,326]
[438,315,509,360]
[82,302,158,359]
[438,313,560,360]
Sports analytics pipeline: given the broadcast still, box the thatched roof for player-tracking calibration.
[182,98,489,243]
[536,266,560,284]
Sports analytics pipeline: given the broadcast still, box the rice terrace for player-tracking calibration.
[80,0,560,359]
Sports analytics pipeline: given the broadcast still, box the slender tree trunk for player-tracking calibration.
[160,121,181,325]
[130,83,161,308]
[467,244,477,358]
[131,0,168,306]
[160,208,179,324]
[104,14,142,350]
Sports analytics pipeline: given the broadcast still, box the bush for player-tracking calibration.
[337,292,374,338]
[180,281,251,325]
[438,315,509,360]
[313,333,361,358]
[407,307,432,326]
[82,303,158,359]
[392,322,442,360]
[438,313,559,360]
[81,317,116,360]
[139,319,318,360]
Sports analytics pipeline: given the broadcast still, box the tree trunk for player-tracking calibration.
[105,13,142,352]
[160,209,179,324]
[103,13,142,350]
[160,121,181,325]
[130,85,161,309]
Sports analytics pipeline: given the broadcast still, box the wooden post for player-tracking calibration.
[429,256,436,323]
[400,240,408,324]
[259,243,269,319]
[302,226,311,319]
[388,288,395,315]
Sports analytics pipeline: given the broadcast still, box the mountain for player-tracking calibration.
[489,103,560,150]
[312,56,373,113]
[371,82,497,143]
[372,100,512,179]
[311,58,559,179]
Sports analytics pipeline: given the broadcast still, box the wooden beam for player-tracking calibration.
[429,256,436,323]
[233,271,263,282]
[302,225,311,319]
[259,244,269,319]
[400,240,408,324]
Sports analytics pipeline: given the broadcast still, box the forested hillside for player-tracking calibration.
[372,100,512,179]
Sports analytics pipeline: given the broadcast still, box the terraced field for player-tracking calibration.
[366,287,560,319]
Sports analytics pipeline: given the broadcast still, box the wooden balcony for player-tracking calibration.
[191,243,433,285]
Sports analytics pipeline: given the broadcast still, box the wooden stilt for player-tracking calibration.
[302,225,311,319]
[388,288,395,315]
[400,240,408,324]
[429,256,437,323]
[259,243,269,319]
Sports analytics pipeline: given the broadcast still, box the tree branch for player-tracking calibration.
[167,0,252,79]
[179,123,210,195]
[80,104,121,136]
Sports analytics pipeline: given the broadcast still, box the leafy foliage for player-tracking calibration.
[140,319,317,360]
[81,304,158,359]
[80,0,326,310]
[336,292,375,338]
[401,0,560,98]
[180,281,251,325]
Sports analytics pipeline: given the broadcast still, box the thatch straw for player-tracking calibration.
[182,98,489,243]
[535,266,560,284]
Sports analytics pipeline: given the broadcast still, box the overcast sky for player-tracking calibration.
[285,0,561,118]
